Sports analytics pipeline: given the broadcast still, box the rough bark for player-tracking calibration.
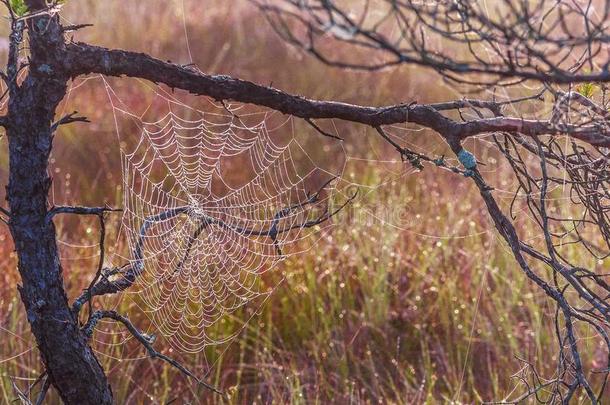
[63,43,610,147]
[5,4,112,403]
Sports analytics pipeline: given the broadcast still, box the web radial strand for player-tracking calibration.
[114,95,345,352]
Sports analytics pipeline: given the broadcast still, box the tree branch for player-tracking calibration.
[63,42,610,147]
[252,0,610,84]
[50,111,90,133]
[46,205,121,222]
[63,42,455,130]
[62,23,93,33]
[72,180,354,311]
[82,310,223,395]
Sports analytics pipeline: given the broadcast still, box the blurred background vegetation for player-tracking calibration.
[0,1,602,403]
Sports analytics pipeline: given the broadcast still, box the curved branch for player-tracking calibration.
[63,42,610,147]
[64,42,455,131]
[82,310,222,395]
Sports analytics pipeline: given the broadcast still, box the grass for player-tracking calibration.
[0,0,605,403]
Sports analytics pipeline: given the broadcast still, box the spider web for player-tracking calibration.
[106,82,347,352]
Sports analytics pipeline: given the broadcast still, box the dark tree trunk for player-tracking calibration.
[5,3,113,403]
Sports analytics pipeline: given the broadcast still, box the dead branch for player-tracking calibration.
[82,310,223,395]
[72,180,354,312]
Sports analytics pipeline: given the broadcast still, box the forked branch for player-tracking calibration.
[72,179,353,312]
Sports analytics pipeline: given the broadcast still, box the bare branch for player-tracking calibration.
[50,111,90,133]
[62,23,93,33]
[82,310,223,395]
[34,377,50,405]
[62,42,610,148]
[252,0,610,84]
[72,179,353,311]
[304,118,343,141]
[46,205,121,222]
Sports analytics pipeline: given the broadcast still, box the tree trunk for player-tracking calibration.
[5,4,113,403]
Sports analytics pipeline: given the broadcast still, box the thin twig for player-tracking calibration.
[305,118,343,141]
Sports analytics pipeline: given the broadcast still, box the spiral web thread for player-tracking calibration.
[109,87,345,353]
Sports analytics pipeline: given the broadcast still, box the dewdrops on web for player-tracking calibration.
[110,91,347,353]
